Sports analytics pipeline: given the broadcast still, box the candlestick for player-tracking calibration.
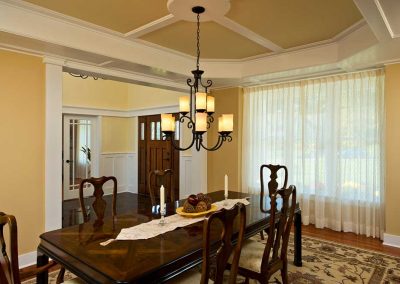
[159,185,166,225]
[224,174,228,205]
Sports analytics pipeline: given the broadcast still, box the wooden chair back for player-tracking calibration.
[201,203,246,284]
[261,185,297,275]
[260,164,288,213]
[79,176,117,223]
[0,212,20,284]
[148,169,175,207]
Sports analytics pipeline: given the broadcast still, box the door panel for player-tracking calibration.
[138,114,179,201]
[63,115,96,200]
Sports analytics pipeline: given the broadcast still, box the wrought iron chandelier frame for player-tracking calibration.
[162,6,233,151]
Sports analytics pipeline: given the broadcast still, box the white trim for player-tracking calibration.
[62,105,179,117]
[383,233,400,248]
[63,106,131,117]
[213,15,283,52]
[44,61,63,231]
[2,0,124,37]
[62,61,187,92]
[375,0,400,39]
[130,105,179,116]
[19,251,37,268]
[125,14,178,38]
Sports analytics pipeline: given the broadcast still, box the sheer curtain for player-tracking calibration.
[242,70,385,238]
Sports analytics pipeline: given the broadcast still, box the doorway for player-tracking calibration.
[62,115,98,201]
[138,114,180,201]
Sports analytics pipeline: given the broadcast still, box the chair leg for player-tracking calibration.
[260,230,264,240]
[244,277,249,284]
[280,260,288,284]
[56,267,65,284]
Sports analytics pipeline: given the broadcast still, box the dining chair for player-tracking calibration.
[169,203,246,284]
[148,169,175,207]
[79,176,118,222]
[259,164,288,240]
[0,212,82,284]
[59,176,117,282]
[233,185,296,284]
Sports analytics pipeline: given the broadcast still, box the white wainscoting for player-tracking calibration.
[100,152,137,194]
[179,155,192,199]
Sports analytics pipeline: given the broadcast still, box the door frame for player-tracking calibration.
[62,114,100,200]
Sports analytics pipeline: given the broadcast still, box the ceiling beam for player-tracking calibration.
[353,0,391,42]
[212,15,283,52]
[124,14,179,39]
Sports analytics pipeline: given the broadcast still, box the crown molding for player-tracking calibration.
[62,104,179,117]
[43,56,65,66]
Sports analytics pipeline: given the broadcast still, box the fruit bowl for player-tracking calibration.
[176,204,217,218]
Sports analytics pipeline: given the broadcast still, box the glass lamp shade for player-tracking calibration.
[195,112,207,133]
[206,96,215,113]
[179,96,190,113]
[196,92,207,111]
[161,114,175,133]
[218,114,234,133]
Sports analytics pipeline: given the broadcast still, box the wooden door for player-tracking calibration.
[138,114,179,201]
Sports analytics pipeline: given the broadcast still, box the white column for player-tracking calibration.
[190,134,207,194]
[44,57,64,231]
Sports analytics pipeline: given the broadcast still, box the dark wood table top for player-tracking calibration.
[39,191,301,284]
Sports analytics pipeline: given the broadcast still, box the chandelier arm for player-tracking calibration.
[187,78,195,88]
[166,132,197,151]
[200,135,224,151]
[200,78,213,89]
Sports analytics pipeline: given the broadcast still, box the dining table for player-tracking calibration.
[37,190,302,284]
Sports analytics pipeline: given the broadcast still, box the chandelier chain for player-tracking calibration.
[196,12,200,70]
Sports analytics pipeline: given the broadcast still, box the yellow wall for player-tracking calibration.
[102,117,135,153]
[63,76,185,154]
[0,50,45,254]
[385,64,400,236]
[127,84,184,109]
[63,74,129,110]
[207,88,243,193]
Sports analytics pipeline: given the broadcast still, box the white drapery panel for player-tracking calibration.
[242,70,385,238]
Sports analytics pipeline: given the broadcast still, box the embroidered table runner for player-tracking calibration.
[100,198,249,245]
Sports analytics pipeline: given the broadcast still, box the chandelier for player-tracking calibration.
[161,6,233,151]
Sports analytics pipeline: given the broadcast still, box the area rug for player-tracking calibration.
[22,235,400,283]
[22,270,76,284]
[259,234,400,284]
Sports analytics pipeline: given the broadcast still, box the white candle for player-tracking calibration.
[160,185,165,213]
[224,174,228,197]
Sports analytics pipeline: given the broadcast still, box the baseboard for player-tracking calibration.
[383,233,400,248]
[19,251,36,268]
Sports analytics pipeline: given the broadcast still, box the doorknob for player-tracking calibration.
[66,160,72,163]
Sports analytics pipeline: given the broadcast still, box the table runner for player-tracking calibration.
[100,198,249,246]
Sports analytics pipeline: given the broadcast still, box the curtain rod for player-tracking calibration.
[244,67,384,89]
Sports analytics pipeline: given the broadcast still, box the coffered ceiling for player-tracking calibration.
[22,0,362,60]
[0,0,400,90]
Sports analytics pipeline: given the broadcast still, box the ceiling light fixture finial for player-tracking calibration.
[161,5,233,152]
[192,6,205,14]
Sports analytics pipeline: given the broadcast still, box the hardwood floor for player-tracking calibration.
[302,224,400,257]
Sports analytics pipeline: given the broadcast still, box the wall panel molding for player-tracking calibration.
[100,152,137,194]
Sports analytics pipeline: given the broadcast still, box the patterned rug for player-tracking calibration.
[259,234,400,284]
[22,235,400,283]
